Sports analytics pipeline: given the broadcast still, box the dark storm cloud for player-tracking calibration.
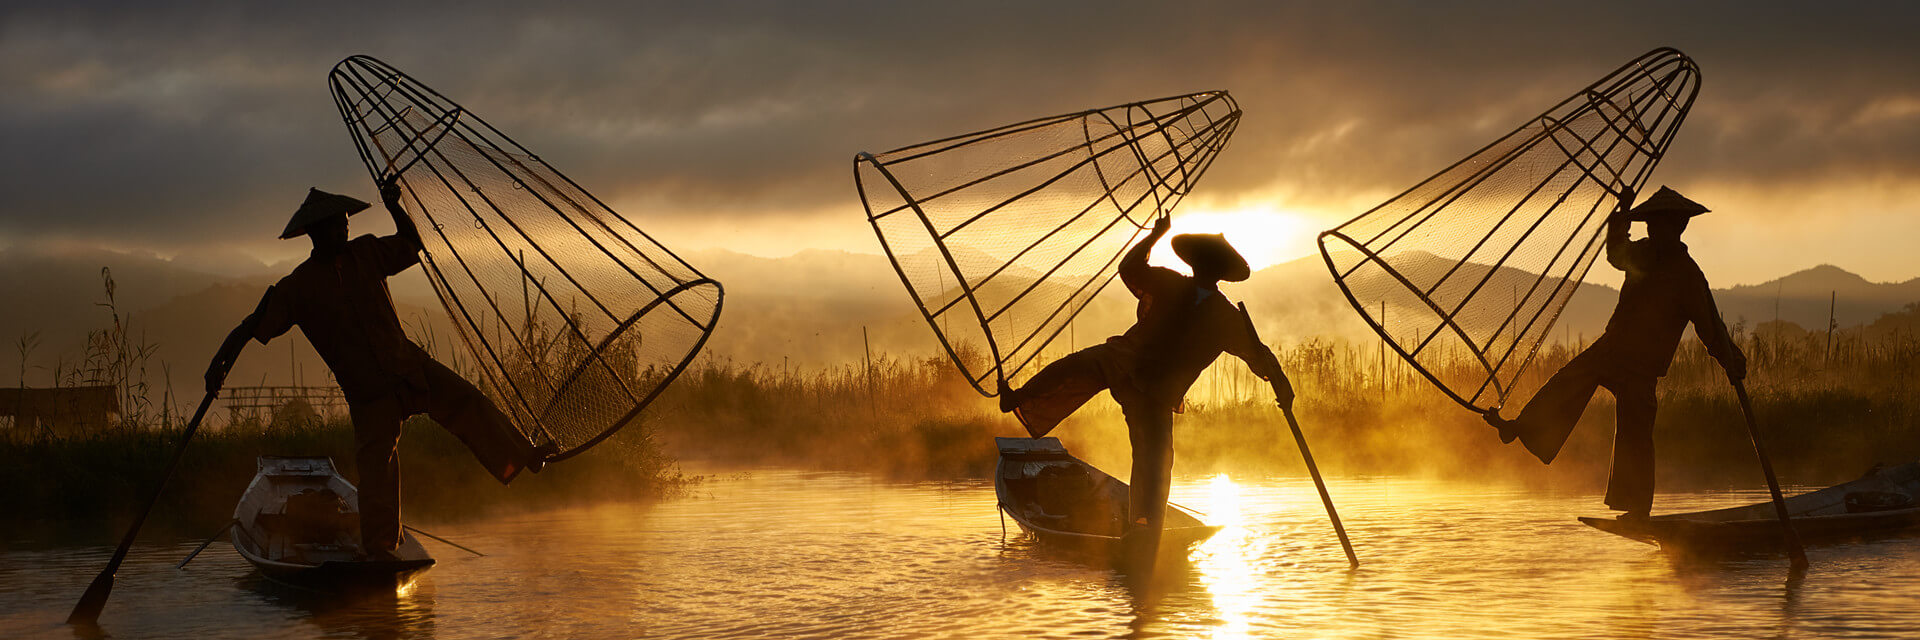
[3,1,1919,252]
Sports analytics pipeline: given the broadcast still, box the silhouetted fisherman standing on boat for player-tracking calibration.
[1485,187,1745,520]
[208,178,555,560]
[998,214,1291,571]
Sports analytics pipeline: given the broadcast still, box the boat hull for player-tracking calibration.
[994,437,1222,566]
[1581,461,1920,550]
[231,456,436,592]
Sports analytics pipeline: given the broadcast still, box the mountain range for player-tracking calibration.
[2,244,1915,408]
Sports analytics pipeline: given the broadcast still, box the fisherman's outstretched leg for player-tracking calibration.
[420,359,546,484]
[1001,345,1115,437]
[1496,349,1607,464]
[1603,377,1658,518]
[350,398,405,556]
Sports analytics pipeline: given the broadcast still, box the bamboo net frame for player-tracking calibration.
[856,92,1241,396]
[1318,48,1700,412]
[328,56,723,461]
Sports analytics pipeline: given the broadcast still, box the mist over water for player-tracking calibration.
[6,469,1916,639]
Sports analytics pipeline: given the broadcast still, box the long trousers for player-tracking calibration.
[350,359,535,553]
[1011,344,1176,563]
[1510,348,1659,514]
[1010,342,1133,438]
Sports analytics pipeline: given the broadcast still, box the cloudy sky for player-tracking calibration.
[5,1,1918,285]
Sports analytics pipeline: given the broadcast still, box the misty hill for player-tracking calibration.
[2,245,1915,410]
[682,248,940,367]
[1719,264,1920,330]
[0,245,255,342]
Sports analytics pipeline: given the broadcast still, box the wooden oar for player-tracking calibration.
[1239,303,1359,568]
[403,524,487,557]
[1732,377,1809,570]
[68,387,222,625]
[1282,405,1360,569]
[175,520,238,570]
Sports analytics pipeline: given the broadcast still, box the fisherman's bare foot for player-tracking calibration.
[997,379,1019,413]
[1616,510,1650,522]
[1481,408,1519,444]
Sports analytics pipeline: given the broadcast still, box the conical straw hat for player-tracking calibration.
[1624,186,1708,222]
[280,188,370,239]
[1171,233,1251,282]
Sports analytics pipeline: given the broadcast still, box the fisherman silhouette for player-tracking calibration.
[998,214,1291,572]
[208,178,557,559]
[1484,186,1746,520]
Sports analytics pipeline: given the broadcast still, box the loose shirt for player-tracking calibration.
[249,234,432,401]
[1589,225,1739,377]
[1118,263,1285,405]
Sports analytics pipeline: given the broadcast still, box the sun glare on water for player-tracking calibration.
[1195,473,1255,640]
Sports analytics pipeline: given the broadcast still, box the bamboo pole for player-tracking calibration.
[69,383,224,625]
[1241,303,1358,568]
[403,524,487,557]
[1732,377,1809,569]
[175,520,238,570]
[1282,405,1359,568]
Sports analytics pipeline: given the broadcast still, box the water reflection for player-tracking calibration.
[4,472,1919,639]
[246,574,437,639]
[1197,473,1254,640]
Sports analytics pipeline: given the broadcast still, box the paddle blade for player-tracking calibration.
[67,570,114,625]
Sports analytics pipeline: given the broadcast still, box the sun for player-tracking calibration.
[1151,202,1316,272]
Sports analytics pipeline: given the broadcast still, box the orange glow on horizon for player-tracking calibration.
[1151,202,1321,272]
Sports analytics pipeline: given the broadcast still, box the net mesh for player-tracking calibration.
[1318,48,1699,412]
[856,92,1240,396]
[328,56,722,461]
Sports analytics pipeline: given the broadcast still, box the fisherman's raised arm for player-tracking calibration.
[1119,213,1173,291]
[381,175,424,252]
[1605,187,1639,271]
[359,176,428,277]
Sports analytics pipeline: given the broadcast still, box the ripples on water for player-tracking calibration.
[5,470,1918,639]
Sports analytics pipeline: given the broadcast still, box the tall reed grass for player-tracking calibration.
[2,273,689,542]
[654,314,1920,496]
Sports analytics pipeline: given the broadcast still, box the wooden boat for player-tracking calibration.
[1581,461,1920,550]
[994,437,1222,564]
[231,456,434,591]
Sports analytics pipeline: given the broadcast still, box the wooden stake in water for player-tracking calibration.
[863,326,876,416]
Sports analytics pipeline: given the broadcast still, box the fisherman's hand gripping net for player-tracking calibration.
[856,92,1240,396]
[329,56,722,461]
[1319,48,1699,412]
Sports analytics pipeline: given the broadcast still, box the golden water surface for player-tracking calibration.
[5,470,1917,639]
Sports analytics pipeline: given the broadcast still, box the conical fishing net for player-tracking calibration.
[329,56,723,461]
[1319,48,1699,412]
[856,92,1241,396]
